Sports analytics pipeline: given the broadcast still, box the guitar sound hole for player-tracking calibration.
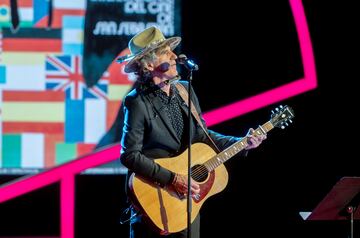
[191,164,208,183]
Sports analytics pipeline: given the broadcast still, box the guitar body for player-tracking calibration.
[129,142,229,234]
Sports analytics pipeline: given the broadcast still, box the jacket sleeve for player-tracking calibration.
[120,94,174,187]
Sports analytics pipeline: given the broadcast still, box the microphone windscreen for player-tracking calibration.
[157,62,170,72]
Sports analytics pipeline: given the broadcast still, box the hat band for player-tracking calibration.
[116,38,166,63]
[131,37,166,57]
[143,38,165,51]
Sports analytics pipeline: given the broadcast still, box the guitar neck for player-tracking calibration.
[204,121,274,172]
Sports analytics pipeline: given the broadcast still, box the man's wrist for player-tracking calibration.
[171,173,178,185]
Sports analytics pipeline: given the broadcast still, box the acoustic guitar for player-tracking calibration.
[128,105,294,234]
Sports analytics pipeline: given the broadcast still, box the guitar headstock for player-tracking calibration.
[270,105,295,129]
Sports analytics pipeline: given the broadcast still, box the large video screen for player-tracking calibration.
[0,0,181,174]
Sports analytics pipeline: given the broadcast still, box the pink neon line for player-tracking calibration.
[61,175,75,238]
[290,0,317,82]
[203,0,317,127]
[0,144,120,203]
[66,144,121,174]
[0,169,63,203]
[204,78,315,126]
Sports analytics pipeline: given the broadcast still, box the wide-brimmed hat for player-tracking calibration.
[117,26,181,73]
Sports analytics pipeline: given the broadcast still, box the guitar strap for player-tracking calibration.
[175,83,221,153]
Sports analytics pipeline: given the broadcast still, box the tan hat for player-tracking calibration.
[117,26,181,73]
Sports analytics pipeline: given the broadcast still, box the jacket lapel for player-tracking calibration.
[146,92,180,144]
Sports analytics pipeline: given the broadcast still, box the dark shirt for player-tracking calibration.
[154,85,184,140]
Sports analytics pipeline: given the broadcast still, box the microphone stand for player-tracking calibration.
[186,69,193,238]
[177,53,198,237]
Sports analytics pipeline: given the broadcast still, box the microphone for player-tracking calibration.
[177,54,199,71]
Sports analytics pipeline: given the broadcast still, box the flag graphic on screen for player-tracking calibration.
[45,54,108,144]
[45,55,108,100]
[2,90,65,134]
[34,0,86,28]
[62,15,84,55]
[2,90,65,168]
[2,28,62,52]
[0,0,33,28]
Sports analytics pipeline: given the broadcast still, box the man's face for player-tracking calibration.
[152,45,178,80]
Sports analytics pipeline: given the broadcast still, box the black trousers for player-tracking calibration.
[130,212,200,238]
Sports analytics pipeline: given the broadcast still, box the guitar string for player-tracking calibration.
[190,149,235,180]
[184,126,270,180]
[191,159,224,180]
[190,144,248,180]
[191,132,262,179]
[181,118,286,185]
[187,119,269,180]
[191,158,225,180]
[190,152,228,181]
[191,165,208,181]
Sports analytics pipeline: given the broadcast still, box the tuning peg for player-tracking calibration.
[279,105,283,108]
[271,110,275,114]
[285,122,289,127]
[276,108,279,112]
[289,119,293,123]
[281,125,285,129]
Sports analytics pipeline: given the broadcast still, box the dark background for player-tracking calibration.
[0,0,359,237]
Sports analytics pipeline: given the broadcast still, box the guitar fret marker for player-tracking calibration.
[259,125,266,134]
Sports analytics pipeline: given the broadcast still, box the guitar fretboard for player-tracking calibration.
[204,121,274,172]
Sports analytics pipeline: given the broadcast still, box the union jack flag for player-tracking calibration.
[45,55,108,100]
